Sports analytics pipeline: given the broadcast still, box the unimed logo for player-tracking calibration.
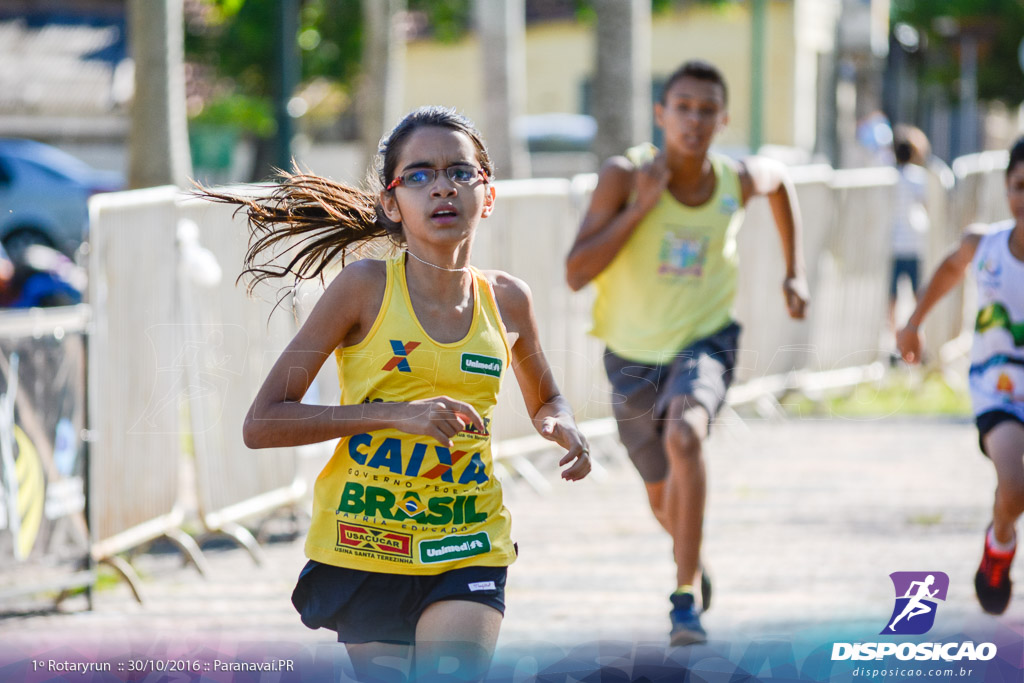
[461,353,502,377]
[882,571,948,635]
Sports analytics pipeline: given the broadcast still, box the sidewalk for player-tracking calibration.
[1,417,1021,673]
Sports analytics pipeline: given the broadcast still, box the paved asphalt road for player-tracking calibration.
[1,417,1021,681]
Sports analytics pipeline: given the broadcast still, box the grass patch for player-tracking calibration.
[908,513,944,527]
[58,564,124,599]
[781,371,971,419]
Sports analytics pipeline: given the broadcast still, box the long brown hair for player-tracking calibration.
[197,106,494,294]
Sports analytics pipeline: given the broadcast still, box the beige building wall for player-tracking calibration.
[793,0,841,151]
[403,39,484,125]
[764,1,796,148]
[650,2,753,149]
[403,1,837,152]
[522,21,594,116]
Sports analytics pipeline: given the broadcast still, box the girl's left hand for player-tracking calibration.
[539,416,591,481]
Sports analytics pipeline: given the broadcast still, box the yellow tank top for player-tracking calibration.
[591,146,745,364]
[304,254,516,574]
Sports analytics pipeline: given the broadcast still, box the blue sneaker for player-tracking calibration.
[669,591,707,646]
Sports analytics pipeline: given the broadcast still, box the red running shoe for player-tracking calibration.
[974,526,1016,615]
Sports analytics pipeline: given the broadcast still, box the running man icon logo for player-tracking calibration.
[382,340,421,373]
[882,571,949,635]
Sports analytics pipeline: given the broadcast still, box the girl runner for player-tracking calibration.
[202,106,591,681]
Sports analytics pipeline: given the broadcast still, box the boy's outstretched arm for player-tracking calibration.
[739,156,809,319]
[897,230,983,364]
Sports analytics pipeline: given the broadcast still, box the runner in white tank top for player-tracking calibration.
[898,137,1024,617]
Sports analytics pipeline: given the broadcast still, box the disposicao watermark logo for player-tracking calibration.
[882,571,948,635]
[831,571,998,664]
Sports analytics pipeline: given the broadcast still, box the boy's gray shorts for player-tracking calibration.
[602,321,740,483]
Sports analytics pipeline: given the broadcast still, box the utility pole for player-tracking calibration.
[749,0,766,153]
[957,32,978,157]
[274,0,300,172]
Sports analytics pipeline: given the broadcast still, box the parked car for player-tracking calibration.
[0,138,123,258]
[0,241,85,309]
[515,113,597,153]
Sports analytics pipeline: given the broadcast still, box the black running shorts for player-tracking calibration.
[976,410,1024,457]
[291,561,507,644]
[603,321,740,483]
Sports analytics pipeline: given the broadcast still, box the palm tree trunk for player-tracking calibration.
[359,0,407,165]
[475,0,531,179]
[593,0,651,161]
[127,0,192,189]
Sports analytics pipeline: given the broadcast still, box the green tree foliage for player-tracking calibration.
[892,0,1024,104]
[413,0,473,42]
[185,0,471,134]
[184,0,734,135]
[572,0,732,24]
[186,0,362,98]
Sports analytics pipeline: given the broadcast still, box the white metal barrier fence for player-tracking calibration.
[176,196,305,561]
[87,188,202,599]
[0,306,91,605]
[88,188,308,591]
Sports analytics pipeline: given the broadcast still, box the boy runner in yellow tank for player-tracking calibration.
[566,59,809,645]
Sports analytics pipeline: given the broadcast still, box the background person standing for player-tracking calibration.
[888,126,932,339]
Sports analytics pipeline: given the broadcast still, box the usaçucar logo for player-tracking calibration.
[336,521,413,558]
[882,571,949,635]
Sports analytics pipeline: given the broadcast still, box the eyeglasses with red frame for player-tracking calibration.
[386,164,489,191]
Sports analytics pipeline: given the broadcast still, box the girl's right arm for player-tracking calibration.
[897,230,983,364]
[243,260,484,449]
